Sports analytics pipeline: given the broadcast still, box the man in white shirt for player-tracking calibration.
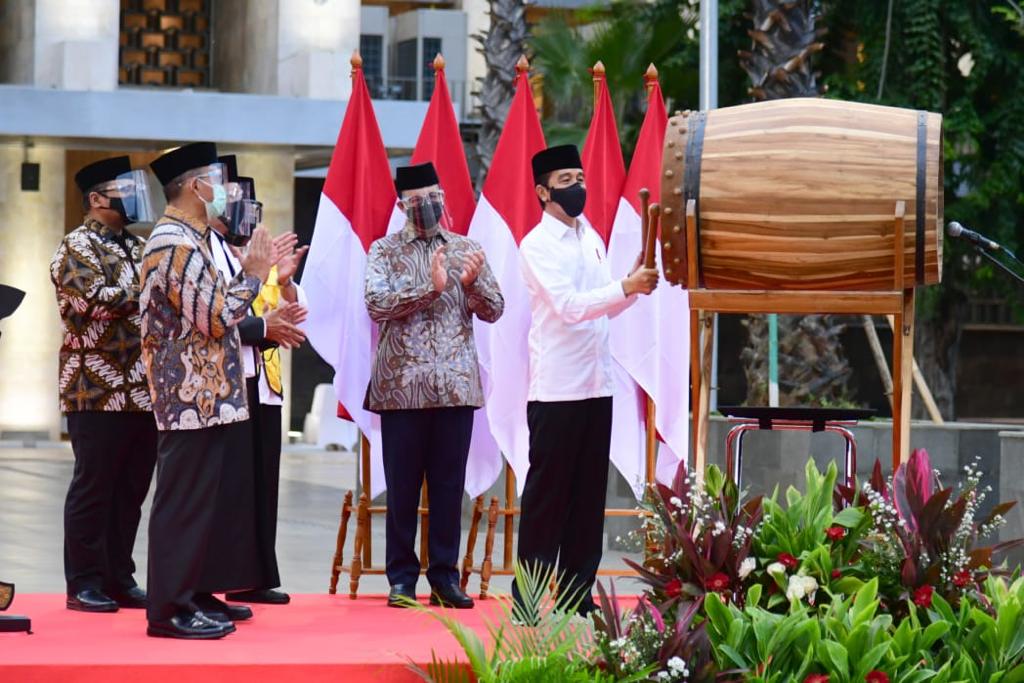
[514,144,659,616]
[199,157,307,620]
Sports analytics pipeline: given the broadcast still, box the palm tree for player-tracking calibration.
[736,0,854,408]
[474,0,531,188]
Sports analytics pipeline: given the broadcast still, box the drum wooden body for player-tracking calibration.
[660,98,943,291]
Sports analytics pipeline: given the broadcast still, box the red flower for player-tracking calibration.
[804,675,830,683]
[953,570,971,588]
[831,569,842,580]
[913,585,934,608]
[826,526,847,542]
[665,578,683,598]
[865,671,890,683]
[705,572,731,593]
[777,552,798,570]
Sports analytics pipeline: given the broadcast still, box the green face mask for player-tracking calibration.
[197,180,228,223]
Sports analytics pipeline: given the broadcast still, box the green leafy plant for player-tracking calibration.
[404,561,611,683]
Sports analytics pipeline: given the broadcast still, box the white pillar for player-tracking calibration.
[0,142,65,440]
[33,0,119,91]
[276,0,360,100]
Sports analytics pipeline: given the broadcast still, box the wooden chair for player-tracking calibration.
[329,436,433,598]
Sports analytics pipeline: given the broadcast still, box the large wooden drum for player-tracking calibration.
[660,98,943,291]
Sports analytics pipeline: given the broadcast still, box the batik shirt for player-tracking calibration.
[50,218,152,413]
[139,206,262,431]
[363,223,504,411]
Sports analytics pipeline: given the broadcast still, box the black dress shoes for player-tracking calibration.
[109,586,148,609]
[147,610,231,640]
[429,583,475,609]
[67,589,118,613]
[193,593,253,622]
[387,584,418,608]
[226,589,290,605]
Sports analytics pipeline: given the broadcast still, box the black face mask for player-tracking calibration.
[407,200,445,238]
[547,183,587,218]
[101,194,131,225]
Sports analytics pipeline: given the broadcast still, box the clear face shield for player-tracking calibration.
[403,189,451,235]
[219,180,262,247]
[95,169,159,225]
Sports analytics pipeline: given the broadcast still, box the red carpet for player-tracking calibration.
[0,593,516,682]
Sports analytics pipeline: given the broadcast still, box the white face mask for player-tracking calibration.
[196,179,228,223]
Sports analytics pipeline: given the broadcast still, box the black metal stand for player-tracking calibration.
[973,246,1024,287]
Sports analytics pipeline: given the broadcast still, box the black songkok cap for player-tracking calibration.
[395,162,439,193]
[237,176,256,202]
[218,155,238,183]
[150,142,219,186]
[531,144,583,182]
[74,156,131,193]
[0,284,26,320]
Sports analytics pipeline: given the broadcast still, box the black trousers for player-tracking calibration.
[250,401,283,589]
[380,407,474,587]
[146,420,246,622]
[64,411,157,595]
[197,378,266,594]
[514,397,612,611]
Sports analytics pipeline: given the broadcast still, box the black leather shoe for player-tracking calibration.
[225,589,290,605]
[147,611,230,640]
[67,589,118,613]
[109,586,148,609]
[387,584,417,608]
[193,593,252,622]
[429,583,474,609]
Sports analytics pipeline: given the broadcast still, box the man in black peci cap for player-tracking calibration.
[514,144,659,618]
[49,156,158,614]
[140,142,277,639]
[364,162,504,609]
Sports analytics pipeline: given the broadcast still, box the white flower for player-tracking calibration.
[668,656,690,677]
[767,562,787,576]
[739,557,757,579]
[670,496,684,509]
[786,574,818,602]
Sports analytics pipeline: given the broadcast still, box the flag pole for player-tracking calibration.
[640,63,661,488]
[699,0,721,414]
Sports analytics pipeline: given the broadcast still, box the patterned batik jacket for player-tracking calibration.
[50,218,152,413]
[139,206,262,431]
[363,223,504,412]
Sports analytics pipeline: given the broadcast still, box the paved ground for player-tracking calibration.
[0,443,643,597]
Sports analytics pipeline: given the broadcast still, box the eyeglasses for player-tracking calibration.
[403,190,445,208]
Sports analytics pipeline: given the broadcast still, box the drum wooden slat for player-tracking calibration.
[661,98,943,291]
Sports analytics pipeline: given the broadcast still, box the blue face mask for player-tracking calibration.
[197,180,228,223]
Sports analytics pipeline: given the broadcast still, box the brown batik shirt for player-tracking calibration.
[50,218,152,413]
[139,206,262,431]
[363,223,504,412]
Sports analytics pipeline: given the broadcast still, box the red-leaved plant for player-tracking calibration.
[855,448,1022,607]
[625,462,763,607]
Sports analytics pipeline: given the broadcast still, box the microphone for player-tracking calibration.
[947,221,1001,251]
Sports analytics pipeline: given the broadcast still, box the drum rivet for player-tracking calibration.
[673,225,682,234]
[673,188,682,196]
[664,169,674,178]
[673,257,681,264]
[664,207,673,215]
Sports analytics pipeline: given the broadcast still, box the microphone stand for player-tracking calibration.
[973,245,1024,287]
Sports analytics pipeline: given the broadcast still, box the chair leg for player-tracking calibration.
[330,490,353,595]
[480,496,499,600]
[461,496,484,591]
[350,492,369,599]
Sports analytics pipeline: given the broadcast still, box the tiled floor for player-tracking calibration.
[0,443,642,597]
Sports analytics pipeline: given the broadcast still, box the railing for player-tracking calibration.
[366,75,469,119]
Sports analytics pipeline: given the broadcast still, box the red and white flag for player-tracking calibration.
[608,68,689,492]
[582,65,650,499]
[410,55,501,496]
[466,60,546,490]
[303,54,405,497]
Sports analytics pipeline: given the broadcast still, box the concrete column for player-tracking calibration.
[999,430,1024,568]
[0,0,35,85]
[231,148,296,441]
[457,0,488,114]
[215,0,359,100]
[0,142,65,440]
[33,0,119,90]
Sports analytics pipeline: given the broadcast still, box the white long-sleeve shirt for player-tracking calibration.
[519,212,636,402]
[209,230,261,379]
